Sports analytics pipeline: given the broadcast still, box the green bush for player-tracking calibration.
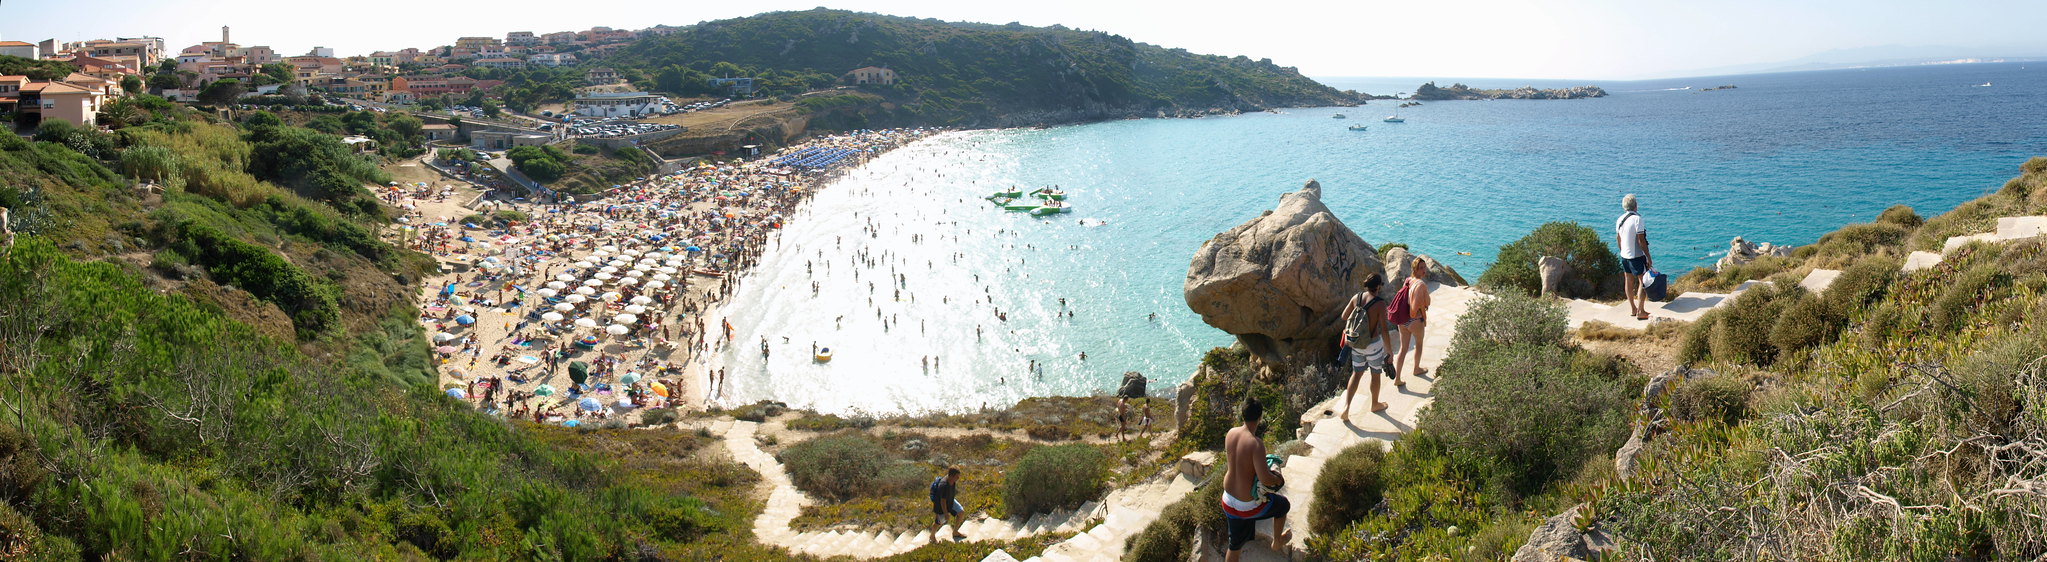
[1669,374,1750,426]
[1376,242,1408,257]
[1478,221,1619,298]
[1768,292,1843,360]
[572,144,600,155]
[1448,290,1569,352]
[1123,473,1224,562]
[1812,222,1909,258]
[1822,256,1899,316]
[1427,341,1632,495]
[1930,263,2010,333]
[1003,444,1106,516]
[1874,204,1924,229]
[1707,284,1802,366]
[779,435,891,501]
[1309,442,1386,536]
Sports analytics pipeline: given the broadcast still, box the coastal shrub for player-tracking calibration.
[1003,444,1106,516]
[1822,256,1899,317]
[1309,442,1386,536]
[1448,290,1568,352]
[1478,221,1619,299]
[1930,263,2010,333]
[779,435,891,501]
[1768,292,1843,361]
[1174,346,1296,453]
[1426,341,1631,496]
[1816,222,1909,256]
[1376,242,1408,257]
[1874,204,1924,229]
[572,144,600,155]
[1707,284,1802,366]
[1669,374,1750,426]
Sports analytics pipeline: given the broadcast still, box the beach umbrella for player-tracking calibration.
[565,295,588,305]
[619,372,642,384]
[574,318,598,328]
[448,295,468,305]
[618,277,639,286]
[630,296,654,305]
[686,246,703,253]
[606,324,630,336]
[582,278,603,287]
[663,260,683,268]
[594,272,614,281]
[615,313,638,325]
[624,304,647,314]
[537,288,558,298]
[446,388,467,399]
[455,315,476,326]
[553,303,574,313]
[652,274,672,282]
[569,361,590,386]
[432,332,458,343]
[600,266,619,274]
[573,287,594,296]
[575,261,595,268]
[545,281,567,289]
[601,292,622,302]
[542,311,565,322]
[556,274,576,282]
[600,245,618,252]
[435,345,458,354]
[625,269,644,277]
[579,396,602,411]
[650,382,669,397]
[657,266,678,274]
[644,281,665,289]
[533,384,556,396]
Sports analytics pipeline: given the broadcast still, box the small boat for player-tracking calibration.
[1978,82,1993,87]
[1347,124,1369,131]
[1331,113,1347,119]
[814,347,832,362]
[692,268,726,277]
[1383,116,1405,123]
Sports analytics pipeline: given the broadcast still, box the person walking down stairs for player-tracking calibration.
[930,468,967,542]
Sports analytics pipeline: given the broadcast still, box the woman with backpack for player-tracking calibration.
[1391,258,1433,380]
[1338,274,1398,421]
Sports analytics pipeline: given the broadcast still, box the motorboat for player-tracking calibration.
[1383,116,1405,123]
[1332,113,1347,119]
[1347,124,1369,131]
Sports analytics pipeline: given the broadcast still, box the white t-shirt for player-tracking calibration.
[1615,212,1646,259]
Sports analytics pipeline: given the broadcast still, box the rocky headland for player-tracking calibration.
[1410,81,1608,101]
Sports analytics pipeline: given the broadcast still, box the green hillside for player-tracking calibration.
[607,8,1356,127]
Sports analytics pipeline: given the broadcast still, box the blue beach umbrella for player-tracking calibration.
[455,315,476,325]
[445,388,466,399]
[460,236,477,242]
[578,397,602,411]
[685,246,702,252]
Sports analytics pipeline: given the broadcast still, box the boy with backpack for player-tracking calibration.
[1338,274,1399,421]
[929,468,966,541]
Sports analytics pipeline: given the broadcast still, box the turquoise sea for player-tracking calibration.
[717,62,2047,414]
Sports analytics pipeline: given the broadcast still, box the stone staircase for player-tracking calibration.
[705,417,1097,559]
[1562,272,1849,329]
[1905,216,2047,272]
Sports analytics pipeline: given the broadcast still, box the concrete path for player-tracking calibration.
[706,418,1096,559]
[1914,215,2047,273]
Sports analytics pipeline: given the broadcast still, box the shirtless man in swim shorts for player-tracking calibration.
[1222,397,1289,560]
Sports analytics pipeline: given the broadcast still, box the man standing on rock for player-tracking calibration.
[929,467,967,542]
[1222,397,1289,560]
[1615,194,1652,320]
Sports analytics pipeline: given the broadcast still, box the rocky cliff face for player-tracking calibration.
[1184,180,1379,370]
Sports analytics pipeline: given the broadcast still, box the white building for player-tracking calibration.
[528,53,577,67]
[573,91,663,118]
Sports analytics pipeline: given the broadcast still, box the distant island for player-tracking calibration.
[1409,81,1607,101]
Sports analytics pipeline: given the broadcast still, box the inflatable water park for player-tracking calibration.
[985,187,1071,216]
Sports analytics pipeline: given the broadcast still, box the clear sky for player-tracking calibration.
[4,0,2045,79]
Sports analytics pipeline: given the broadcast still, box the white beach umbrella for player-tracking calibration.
[618,277,639,286]
[582,278,603,287]
[565,293,589,304]
[594,272,615,281]
[545,281,567,289]
[615,313,638,325]
[625,269,644,277]
[572,287,595,297]
[606,324,630,336]
[600,266,619,274]
[623,304,647,314]
[657,267,678,275]
[553,303,574,312]
[574,261,595,269]
[644,280,665,289]
[541,311,564,322]
[537,288,558,298]
[629,296,654,305]
[556,274,576,282]
[664,259,683,267]
[575,318,598,328]
[601,292,623,302]
[600,245,618,252]
[624,249,642,256]
[651,274,672,282]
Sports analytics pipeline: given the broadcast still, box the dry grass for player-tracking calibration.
[1574,319,1688,342]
